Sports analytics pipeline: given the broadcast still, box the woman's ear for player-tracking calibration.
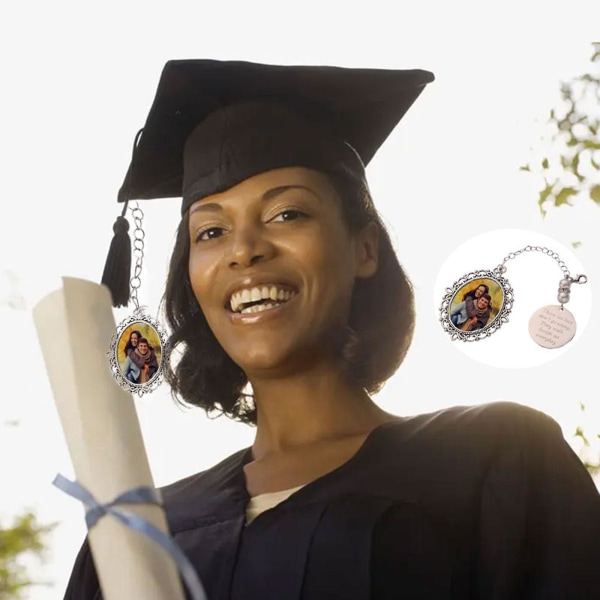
[354,222,379,279]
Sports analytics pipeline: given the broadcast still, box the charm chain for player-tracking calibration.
[129,201,145,311]
[495,245,587,308]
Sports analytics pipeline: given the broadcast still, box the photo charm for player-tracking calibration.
[108,312,169,396]
[440,270,514,342]
[439,245,587,348]
[102,175,170,396]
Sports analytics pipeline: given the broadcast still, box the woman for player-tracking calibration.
[123,329,142,356]
[121,329,142,383]
[464,283,489,302]
[68,59,600,599]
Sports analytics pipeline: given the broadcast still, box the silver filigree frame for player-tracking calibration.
[439,269,514,342]
[107,311,170,397]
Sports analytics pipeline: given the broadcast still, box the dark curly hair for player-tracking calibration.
[163,164,415,426]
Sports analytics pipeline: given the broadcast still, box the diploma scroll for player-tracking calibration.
[33,278,187,600]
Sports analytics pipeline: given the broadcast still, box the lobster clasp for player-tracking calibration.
[570,274,588,285]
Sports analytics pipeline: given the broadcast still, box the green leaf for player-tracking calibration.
[590,185,600,204]
[572,241,582,249]
[583,139,600,150]
[572,153,580,170]
[554,186,578,207]
[542,157,549,169]
[571,153,585,182]
[519,164,531,172]
[538,184,553,205]
[538,184,554,216]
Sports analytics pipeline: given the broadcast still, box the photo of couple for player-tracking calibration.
[117,324,162,385]
[449,279,503,332]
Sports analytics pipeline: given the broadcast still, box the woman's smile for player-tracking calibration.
[227,289,300,324]
[226,282,299,314]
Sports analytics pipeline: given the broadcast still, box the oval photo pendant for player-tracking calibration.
[528,305,576,349]
[107,312,169,396]
[440,269,514,342]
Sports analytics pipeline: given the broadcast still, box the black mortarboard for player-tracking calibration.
[102,59,434,306]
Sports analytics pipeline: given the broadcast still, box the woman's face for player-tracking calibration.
[130,333,139,346]
[187,167,378,377]
[475,285,486,298]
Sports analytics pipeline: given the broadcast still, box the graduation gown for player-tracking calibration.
[64,401,600,599]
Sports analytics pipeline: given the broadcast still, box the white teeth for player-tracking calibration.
[229,285,297,313]
[240,302,280,314]
[240,289,252,305]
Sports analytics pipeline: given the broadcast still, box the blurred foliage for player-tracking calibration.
[0,511,56,598]
[521,43,600,479]
[521,43,600,217]
[574,403,600,478]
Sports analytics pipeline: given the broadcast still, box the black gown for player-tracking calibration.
[64,401,600,599]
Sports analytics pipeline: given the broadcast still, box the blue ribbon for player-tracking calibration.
[53,473,208,600]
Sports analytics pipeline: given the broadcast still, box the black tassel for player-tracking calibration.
[101,215,131,307]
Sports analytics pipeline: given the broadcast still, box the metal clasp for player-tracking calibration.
[570,274,588,284]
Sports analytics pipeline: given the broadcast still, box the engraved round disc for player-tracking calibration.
[528,305,576,349]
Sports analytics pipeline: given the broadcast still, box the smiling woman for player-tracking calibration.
[166,165,412,426]
[65,59,600,600]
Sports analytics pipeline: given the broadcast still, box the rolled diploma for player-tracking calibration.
[33,277,186,600]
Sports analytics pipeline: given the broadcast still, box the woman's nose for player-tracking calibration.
[227,224,276,268]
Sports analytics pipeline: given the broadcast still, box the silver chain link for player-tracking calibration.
[499,245,572,278]
[129,201,145,310]
[496,245,587,308]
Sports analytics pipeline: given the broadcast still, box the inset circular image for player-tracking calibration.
[434,229,592,369]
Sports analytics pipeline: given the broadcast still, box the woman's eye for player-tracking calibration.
[271,209,307,222]
[196,227,225,242]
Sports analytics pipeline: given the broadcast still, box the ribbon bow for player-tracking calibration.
[53,474,208,600]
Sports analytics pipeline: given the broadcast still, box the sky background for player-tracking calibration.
[1,8,600,598]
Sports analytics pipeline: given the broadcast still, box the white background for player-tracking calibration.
[1,4,600,598]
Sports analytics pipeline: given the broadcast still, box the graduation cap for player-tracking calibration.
[102,59,435,307]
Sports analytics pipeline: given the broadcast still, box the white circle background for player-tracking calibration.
[433,229,592,368]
